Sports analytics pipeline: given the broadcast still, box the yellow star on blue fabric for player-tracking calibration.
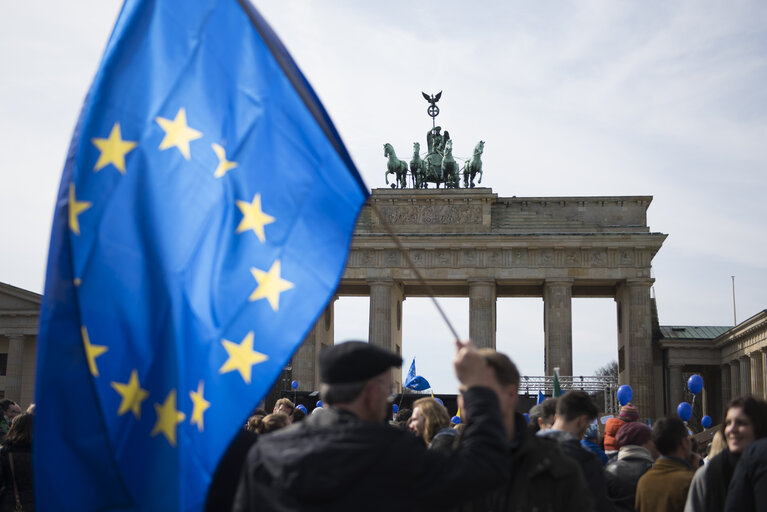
[249,260,294,311]
[236,193,275,242]
[91,122,137,173]
[111,370,149,420]
[189,381,210,432]
[212,143,238,178]
[219,331,268,384]
[68,184,91,236]
[151,389,185,446]
[155,108,202,160]
[81,326,108,377]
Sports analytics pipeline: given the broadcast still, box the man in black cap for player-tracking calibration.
[233,340,508,511]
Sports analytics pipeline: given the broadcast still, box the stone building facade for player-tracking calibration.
[0,282,40,407]
[295,188,669,418]
[659,310,767,424]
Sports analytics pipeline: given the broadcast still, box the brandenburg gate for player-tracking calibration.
[294,187,667,418]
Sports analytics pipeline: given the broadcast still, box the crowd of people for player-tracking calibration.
[0,399,34,511]
[222,341,767,512]
[1,340,765,512]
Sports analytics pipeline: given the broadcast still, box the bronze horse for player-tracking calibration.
[462,140,484,188]
[384,143,408,188]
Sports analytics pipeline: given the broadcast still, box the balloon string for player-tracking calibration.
[369,201,461,342]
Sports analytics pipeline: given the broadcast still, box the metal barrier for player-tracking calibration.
[519,375,619,414]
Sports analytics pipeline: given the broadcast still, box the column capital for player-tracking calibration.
[625,278,655,288]
[366,277,394,287]
[467,278,496,286]
[544,278,574,286]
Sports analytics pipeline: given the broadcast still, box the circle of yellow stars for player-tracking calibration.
[74,107,296,447]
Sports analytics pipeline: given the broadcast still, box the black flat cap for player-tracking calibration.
[319,341,402,384]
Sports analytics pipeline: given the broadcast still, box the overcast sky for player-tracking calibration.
[1,1,765,392]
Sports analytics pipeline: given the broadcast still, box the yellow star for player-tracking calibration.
[111,369,149,420]
[249,260,294,311]
[68,184,91,236]
[212,143,238,178]
[155,108,202,160]
[189,380,211,432]
[91,122,137,173]
[219,331,268,384]
[81,326,108,377]
[151,389,186,447]
[236,194,275,242]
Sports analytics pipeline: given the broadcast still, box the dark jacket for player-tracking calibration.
[456,413,594,512]
[0,443,34,512]
[538,429,614,512]
[233,387,508,511]
[604,444,654,512]
[724,438,767,512]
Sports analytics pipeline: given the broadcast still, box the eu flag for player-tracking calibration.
[34,1,367,510]
[404,358,431,391]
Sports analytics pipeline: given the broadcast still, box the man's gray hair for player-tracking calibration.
[320,380,368,405]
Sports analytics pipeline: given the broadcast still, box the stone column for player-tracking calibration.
[668,364,683,414]
[5,335,25,403]
[740,356,752,396]
[762,349,767,400]
[293,299,335,391]
[544,279,573,376]
[469,279,496,350]
[750,351,764,399]
[730,360,740,399]
[616,279,655,419]
[368,279,404,391]
[720,363,731,407]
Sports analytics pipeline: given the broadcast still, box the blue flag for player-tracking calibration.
[404,358,431,391]
[34,1,367,510]
[537,389,545,405]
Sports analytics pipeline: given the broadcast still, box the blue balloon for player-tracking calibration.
[523,413,530,424]
[296,404,307,414]
[617,385,633,406]
[701,415,712,429]
[687,374,704,395]
[291,380,298,390]
[316,400,323,408]
[450,415,461,425]
[677,402,693,421]
[392,404,399,414]
[434,398,444,406]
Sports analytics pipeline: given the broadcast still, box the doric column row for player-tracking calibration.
[5,334,25,403]
[720,349,767,402]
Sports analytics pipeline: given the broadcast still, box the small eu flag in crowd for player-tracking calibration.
[34,0,368,510]
[404,358,431,391]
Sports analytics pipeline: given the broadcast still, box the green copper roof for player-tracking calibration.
[659,325,732,340]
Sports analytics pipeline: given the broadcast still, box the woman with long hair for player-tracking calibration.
[408,397,455,450]
[0,412,34,511]
[685,396,767,512]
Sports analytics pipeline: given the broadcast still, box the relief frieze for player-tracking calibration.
[378,204,482,225]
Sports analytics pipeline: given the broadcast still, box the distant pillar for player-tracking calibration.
[368,278,404,391]
[740,356,752,396]
[616,279,655,419]
[730,360,741,398]
[293,299,335,391]
[668,364,683,414]
[544,279,573,376]
[469,280,496,350]
[750,352,764,399]
[720,364,731,406]
[5,335,24,403]
[762,349,767,400]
